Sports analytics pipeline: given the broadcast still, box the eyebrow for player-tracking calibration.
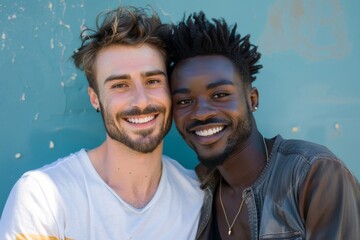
[172,79,234,95]
[172,88,190,95]
[144,70,167,78]
[207,79,234,89]
[104,70,167,84]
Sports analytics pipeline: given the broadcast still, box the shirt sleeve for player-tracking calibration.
[299,157,360,240]
[0,173,62,240]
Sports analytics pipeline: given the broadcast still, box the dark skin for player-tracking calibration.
[171,55,273,239]
[215,132,272,239]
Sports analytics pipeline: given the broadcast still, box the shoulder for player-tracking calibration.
[272,135,357,184]
[275,135,339,165]
[5,150,89,210]
[17,150,87,191]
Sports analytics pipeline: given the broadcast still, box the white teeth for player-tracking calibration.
[195,126,224,137]
[127,115,155,124]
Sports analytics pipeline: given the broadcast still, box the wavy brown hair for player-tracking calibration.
[72,6,168,94]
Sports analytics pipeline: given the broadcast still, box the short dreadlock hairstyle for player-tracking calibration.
[166,11,262,86]
[72,6,168,94]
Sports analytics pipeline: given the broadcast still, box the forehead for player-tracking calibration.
[171,55,241,88]
[95,44,166,81]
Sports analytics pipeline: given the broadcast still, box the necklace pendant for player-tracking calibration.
[228,228,232,235]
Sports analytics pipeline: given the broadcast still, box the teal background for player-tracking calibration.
[1,0,359,215]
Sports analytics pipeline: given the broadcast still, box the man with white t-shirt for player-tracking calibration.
[0,6,204,240]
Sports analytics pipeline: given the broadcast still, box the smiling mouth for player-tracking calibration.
[194,126,225,137]
[126,115,156,124]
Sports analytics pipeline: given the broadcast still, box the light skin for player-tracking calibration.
[87,44,171,208]
[171,55,270,239]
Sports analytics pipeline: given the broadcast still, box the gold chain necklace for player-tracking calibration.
[219,177,245,236]
[219,136,269,236]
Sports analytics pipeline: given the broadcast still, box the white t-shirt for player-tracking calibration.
[0,149,204,240]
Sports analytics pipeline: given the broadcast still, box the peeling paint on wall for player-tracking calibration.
[259,0,351,61]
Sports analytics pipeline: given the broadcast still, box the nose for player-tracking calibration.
[130,86,150,110]
[191,97,216,121]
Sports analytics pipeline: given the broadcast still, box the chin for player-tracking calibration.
[197,153,225,168]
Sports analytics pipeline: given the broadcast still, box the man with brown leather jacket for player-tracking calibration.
[164,11,360,239]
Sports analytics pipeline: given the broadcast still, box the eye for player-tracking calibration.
[147,79,161,85]
[213,92,229,99]
[176,98,193,105]
[111,83,128,89]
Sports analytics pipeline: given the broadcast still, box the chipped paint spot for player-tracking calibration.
[20,93,26,101]
[71,73,77,80]
[15,153,22,159]
[291,126,300,133]
[59,20,70,30]
[49,140,55,149]
[81,19,86,29]
[57,42,66,57]
[34,112,40,120]
[50,38,54,49]
[80,19,87,39]
[330,122,342,139]
[1,32,5,50]
[8,14,17,20]
[11,52,16,63]
[48,2,53,11]
[158,7,171,17]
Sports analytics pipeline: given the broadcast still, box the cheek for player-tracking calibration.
[154,88,171,105]
[218,99,246,115]
[102,95,128,115]
[172,108,185,126]
[162,97,172,113]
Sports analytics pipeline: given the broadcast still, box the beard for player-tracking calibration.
[196,105,253,168]
[99,102,171,153]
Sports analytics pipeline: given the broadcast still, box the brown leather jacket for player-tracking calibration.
[195,135,360,240]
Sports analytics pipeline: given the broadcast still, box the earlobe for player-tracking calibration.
[250,87,259,112]
[88,87,100,110]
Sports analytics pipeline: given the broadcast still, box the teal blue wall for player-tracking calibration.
[1,0,359,214]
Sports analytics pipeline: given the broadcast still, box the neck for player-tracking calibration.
[217,131,268,192]
[88,136,163,208]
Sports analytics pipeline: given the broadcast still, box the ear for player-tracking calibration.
[249,87,259,112]
[88,87,100,110]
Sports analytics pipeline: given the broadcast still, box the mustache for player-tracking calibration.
[187,117,230,130]
[118,105,165,118]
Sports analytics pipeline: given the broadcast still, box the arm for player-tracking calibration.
[299,158,360,240]
[0,174,62,240]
